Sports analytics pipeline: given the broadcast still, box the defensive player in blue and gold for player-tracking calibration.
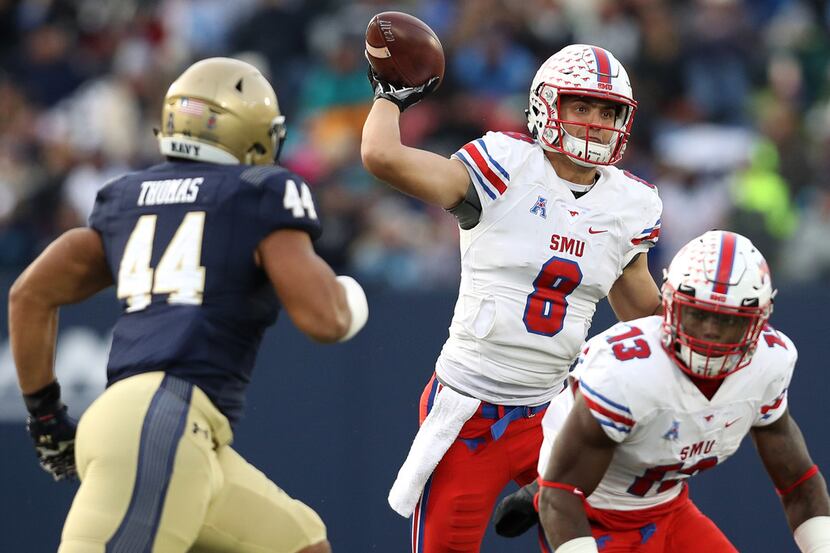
[8,57,368,553]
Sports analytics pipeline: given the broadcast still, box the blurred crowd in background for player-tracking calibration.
[2,0,830,289]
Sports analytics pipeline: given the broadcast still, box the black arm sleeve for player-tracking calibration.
[447,182,482,230]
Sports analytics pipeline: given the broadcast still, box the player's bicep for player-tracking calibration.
[11,228,113,307]
[542,393,617,495]
[751,410,817,492]
[608,253,661,321]
[257,229,348,342]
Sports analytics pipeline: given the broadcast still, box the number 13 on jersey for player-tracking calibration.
[117,212,206,312]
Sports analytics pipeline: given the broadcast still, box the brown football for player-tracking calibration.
[365,11,445,89]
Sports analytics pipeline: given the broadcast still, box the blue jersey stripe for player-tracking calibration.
[580,380,632,414]
[595,416,632,433]
[106,375,193,553]
[476,139,510,181]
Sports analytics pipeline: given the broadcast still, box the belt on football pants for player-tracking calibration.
[480,402,549,441]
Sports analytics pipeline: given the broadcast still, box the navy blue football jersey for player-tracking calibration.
[89,161,321,424]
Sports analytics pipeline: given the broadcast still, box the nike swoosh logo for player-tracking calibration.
[588,227,607,234]
[725,418,742,428]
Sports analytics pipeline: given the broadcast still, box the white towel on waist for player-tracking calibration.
[388,384,481,517]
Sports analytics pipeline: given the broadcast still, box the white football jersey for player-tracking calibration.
[538,316,796,510]
[436,131,662,406]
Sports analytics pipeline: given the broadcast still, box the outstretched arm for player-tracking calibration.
[751,410,830,550]
[539,393,617,550]
[10,228,113,394]
[361,94,470,209]
[607,253,662,321]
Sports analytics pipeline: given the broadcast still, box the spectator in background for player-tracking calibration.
[1,0,830,292]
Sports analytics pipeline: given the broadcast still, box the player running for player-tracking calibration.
[362,43,664,552]
[537,230,830,552]
[9,58,368,553]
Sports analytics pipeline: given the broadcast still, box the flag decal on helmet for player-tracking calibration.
[178,97,206,116]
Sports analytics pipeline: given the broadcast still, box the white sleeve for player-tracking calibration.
[451,131,532,210]
[621,173,663,267]
[753,331,798,427]
[575,344,635,443]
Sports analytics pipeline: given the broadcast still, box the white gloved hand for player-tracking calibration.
[336,276,368,342]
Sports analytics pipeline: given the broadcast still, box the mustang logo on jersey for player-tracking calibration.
[530,196,548,219]
[550,234,585,257]
[138,177,203,206]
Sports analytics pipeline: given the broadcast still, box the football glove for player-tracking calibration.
[367,66,439,112]
[493,480,539,537]
[23,380,78,481]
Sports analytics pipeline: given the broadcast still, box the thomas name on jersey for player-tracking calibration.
[138,177,202,206]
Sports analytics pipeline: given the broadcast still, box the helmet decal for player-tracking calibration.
[589,47,614,85]
[712,231,738,294]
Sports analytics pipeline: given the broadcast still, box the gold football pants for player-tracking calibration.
[59,371,326,553]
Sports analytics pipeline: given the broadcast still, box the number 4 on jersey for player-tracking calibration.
[283,179,317,219]
[117,212,206,312]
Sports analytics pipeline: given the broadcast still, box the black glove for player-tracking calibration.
[367,66,439,112]
[24,381,78,481]
[493,480,540,537]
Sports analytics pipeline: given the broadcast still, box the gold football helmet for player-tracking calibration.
[158,57,286,165]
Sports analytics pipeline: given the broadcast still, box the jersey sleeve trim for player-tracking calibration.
[757,388,788,424]
[580,380,634,433]
[631,219,661,246]
[454,139,509,198]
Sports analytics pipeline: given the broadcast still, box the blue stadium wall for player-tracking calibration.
[1,284,828,552]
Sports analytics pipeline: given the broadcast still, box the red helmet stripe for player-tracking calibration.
[713,232,738,294]
[590,47,613,84]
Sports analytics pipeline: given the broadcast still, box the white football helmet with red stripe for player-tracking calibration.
[661,230,775,379]
[527,44,637,167]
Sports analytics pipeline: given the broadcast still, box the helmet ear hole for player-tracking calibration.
[235,79,243,92]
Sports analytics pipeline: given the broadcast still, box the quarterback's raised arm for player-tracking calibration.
[538,393,616,551]
[751,410,830,550]
[258,229,367,344]
[361,94,470,210]
[9,228,114,394]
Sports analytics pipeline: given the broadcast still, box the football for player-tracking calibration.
[365,11,445,89]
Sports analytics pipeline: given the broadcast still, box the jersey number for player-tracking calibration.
[523,257,582,336]
[606,326,652,361]
[117,212,206,312]
[627,456,718,497]
[283,179,317,219]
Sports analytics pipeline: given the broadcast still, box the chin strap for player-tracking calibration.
[533,477,585,512]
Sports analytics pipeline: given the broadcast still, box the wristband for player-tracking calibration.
[794,516,830,553]
[22,380,63,417]
[336,276,368,342]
